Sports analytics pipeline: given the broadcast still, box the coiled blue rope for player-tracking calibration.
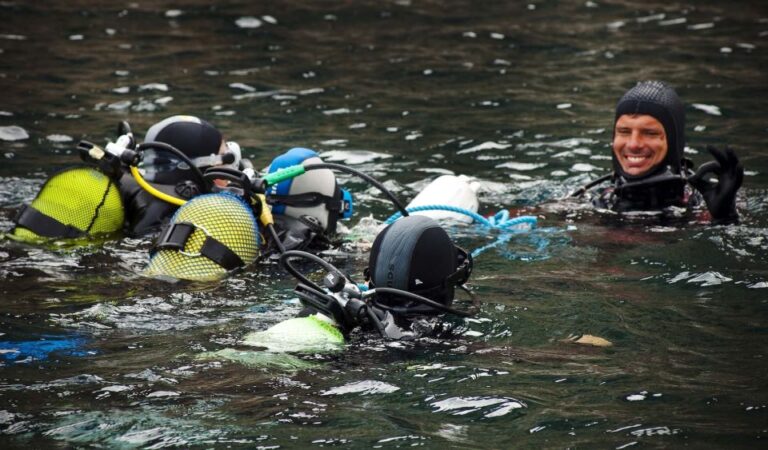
[383,205,541,259]
[384,205,537,230]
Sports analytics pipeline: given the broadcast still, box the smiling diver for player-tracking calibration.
[574,80,744,225]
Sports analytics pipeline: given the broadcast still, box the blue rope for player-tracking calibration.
[383,205,542,259]
[384,205,537,231]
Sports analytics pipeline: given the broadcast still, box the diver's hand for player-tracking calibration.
[688,146,743,224]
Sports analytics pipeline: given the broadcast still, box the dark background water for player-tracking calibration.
[1,1,767,448]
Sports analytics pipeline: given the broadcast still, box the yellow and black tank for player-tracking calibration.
[10,167,124,243]
[145,192,261,281]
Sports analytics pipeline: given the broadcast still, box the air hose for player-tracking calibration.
[264,163,409,219]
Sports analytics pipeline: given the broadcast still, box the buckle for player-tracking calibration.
[154,222,196,253]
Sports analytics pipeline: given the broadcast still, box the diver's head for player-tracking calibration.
[612,81,685,179]
[142,115,240,184]
[366,215,472,316]
[266,148,352,234]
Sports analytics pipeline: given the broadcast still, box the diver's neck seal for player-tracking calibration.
[610,165,688,211]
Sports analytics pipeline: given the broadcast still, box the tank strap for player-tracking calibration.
[13,205,85,239]
[267,192,341,210]
[153,222,245,270]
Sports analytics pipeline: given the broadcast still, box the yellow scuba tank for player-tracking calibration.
[11,167,124,243]
[144,192,261,281]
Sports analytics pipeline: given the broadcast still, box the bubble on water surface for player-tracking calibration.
[659,17,686,26]
[46,134,73,143]
[495,162,547,171]
[229,82,255,92]
[236,17,262,29]
[636,13,665,23]
[692,103,722,116]
[106,100,131,110]
[457,141,511,155]
[139,83,168,92]
[688,23,715,31]
[571,163,599,172]
[146,390,179,398]
[0,125,29,141]
[319,150,392,165]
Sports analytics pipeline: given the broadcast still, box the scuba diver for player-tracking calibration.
[8,115,245,242]
[145,146,355,281]
[253,214,475,349]
[119,115,249,237]
[199,214,478,366]
[9,115,355,282]
[572,80,744,225]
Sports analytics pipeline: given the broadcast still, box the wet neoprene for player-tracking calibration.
[688,146,743,224]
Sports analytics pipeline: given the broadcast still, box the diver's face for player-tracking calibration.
[613,114,668,176]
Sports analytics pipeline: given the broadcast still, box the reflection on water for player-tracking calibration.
[1,0,767,448]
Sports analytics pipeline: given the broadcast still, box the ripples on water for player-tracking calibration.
[1,0,767,448]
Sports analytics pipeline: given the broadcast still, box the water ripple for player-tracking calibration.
[430,395,526,418]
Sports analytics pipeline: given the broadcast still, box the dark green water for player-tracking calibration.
[1,1,767,448]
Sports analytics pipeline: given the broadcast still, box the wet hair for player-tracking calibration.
[613,81,686,179]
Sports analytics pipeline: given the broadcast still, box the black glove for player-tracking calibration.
[688,146,744,225]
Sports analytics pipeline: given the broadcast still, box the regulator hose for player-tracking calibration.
[303,162,409,218]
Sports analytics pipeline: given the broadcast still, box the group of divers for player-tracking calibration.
[4,80,745,352]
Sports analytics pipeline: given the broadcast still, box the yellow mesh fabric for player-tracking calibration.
[145,193,260,281]
[12,167,124,241]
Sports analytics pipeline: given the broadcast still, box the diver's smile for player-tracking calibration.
[613,114,668,177]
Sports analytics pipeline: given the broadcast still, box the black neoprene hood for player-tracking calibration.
[613,81,686,179]
[368,215,458,311]
[145,116,223,159]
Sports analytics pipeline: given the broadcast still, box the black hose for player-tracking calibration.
[267,224,287,255]
[136,141,207,188]
[371,287,472,317]
[366,306,388,337]
[279,249,341,293]
[569,173,612,198]
[304,162,409,217]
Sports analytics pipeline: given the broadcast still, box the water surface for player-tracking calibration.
[1,1,767,448]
